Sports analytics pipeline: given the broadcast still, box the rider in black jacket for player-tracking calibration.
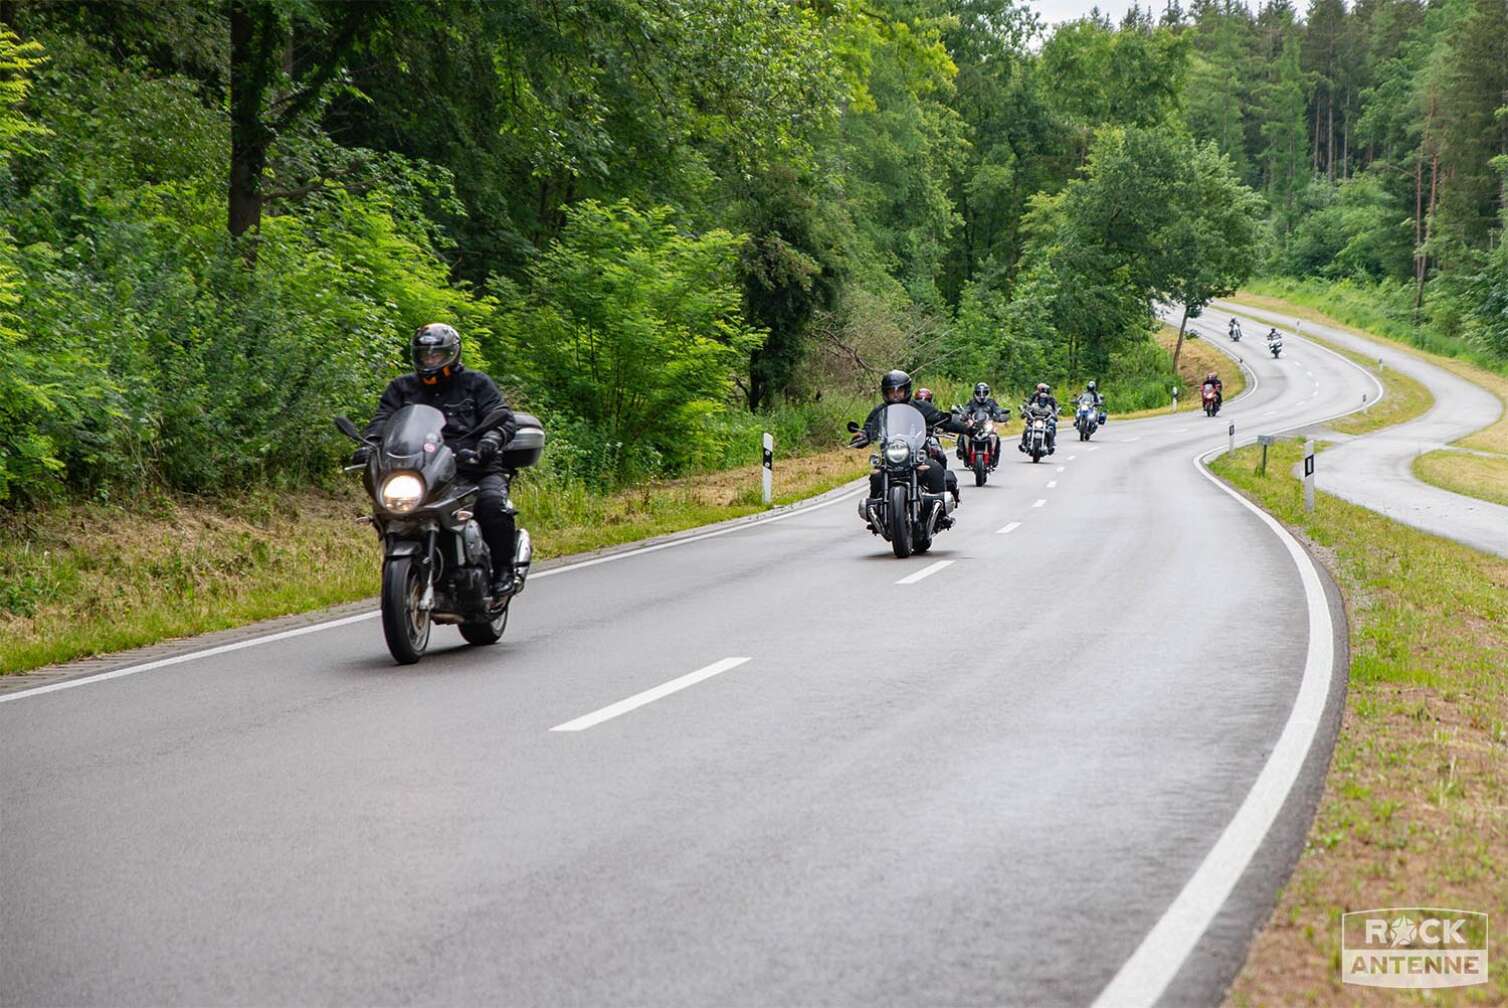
[1020,382,1059,453]
[357,324,521,595]
[853,371,972,511]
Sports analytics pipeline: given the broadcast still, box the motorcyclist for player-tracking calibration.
[1266,327,1282,343]
[1080,380,1104,408]
[915,388,961,506]
[1228,317,1242,340]
[357,323,520,596]
[957,382,1009,468]
[1020,382,1059,454]
[852,370,971,521]
[1202,370,1224,409]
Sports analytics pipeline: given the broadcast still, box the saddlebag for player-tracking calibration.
[500,412,546,470]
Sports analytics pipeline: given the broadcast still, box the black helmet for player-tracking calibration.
[915,387,934,403]
[973,382,991,403]
[412,323,461,383]
[881,369,912,403]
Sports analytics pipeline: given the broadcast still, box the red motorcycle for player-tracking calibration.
[1201,382,1221,417]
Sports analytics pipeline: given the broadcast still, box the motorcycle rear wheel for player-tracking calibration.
[381,555,430,665]
[888,485,913,558]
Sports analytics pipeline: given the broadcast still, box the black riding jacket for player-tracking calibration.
[363,366,517,473]
[966,397,1009,421]
[861,397,969,443]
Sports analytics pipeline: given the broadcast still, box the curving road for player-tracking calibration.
[1,340,1370,1007]
[1212,300,1508,558]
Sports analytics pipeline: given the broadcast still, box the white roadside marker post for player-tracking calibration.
[1258,433,1274,475]
[1171,384,1179,413]
[1303,438,1316,513]
[761,432,774,505]
[1228,421,1235,456]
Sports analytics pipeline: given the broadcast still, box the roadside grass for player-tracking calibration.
[1212,440,1508,1007]
[1224,294,1435,436]
[1114,324,1248,420]
[0,449,867,675]
[1412,451,1508,510]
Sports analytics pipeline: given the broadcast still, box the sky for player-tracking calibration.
[1027,0,1249,27]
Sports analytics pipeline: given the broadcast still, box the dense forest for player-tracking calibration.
[0,0,1502,505]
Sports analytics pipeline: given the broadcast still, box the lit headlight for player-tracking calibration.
[1034,420,1046,430]
[380,472,425,512]
[884,437,911,464]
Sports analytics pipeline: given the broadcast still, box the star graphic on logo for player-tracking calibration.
[1389,916,1418,947]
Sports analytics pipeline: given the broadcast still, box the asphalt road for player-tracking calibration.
[1,346,1366,1006]
[1215,299,1508,558]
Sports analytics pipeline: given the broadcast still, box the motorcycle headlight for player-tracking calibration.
[380,472,425,512]
[1033,420,1046,430]
[884,437,911,464]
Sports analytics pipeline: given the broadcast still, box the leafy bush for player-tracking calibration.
[490,200,764,482]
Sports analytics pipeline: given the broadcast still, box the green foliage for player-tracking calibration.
[491,201,763,481]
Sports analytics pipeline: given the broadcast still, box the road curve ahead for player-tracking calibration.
[1216,299,1508,558]
[1,351,1366,1006]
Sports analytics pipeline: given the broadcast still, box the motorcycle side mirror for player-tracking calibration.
[846,421,861,434]
[334,416,362,442]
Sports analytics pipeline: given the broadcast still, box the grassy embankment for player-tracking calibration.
[1212,440,1507,1007]
[0,448,867,675]
[1234,285,1508,500]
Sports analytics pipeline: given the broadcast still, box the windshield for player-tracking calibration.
[879,403,927,449]
[380,404,446,468]
[1079,393,1096,406]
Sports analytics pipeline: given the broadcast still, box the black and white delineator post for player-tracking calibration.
[1171,384,1179,413]
[1228,420,1235,455]
[761,432,773,505]
[1258,433,1275,474]
[1303,438,1316,513]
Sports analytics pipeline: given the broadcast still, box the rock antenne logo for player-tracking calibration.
[1341,908,1488,989]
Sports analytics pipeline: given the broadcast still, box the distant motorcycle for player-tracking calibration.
[1019,404,1054,462]
[1201,382,1221,417]
[955,404,1005,486]
[1228,319,1242,342]
[1073,393,1105,442]
[1268,334,1283,358]
[335,405,543,664]
[848,405,956,558]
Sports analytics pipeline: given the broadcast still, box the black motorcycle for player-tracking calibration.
[335,405,545,664]
[848,404,955,558]
[1019,404,1055,462]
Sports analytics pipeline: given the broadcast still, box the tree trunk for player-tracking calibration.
[228,1,272,246]
[1170,304,1190,377]
[1326,93,1334,180]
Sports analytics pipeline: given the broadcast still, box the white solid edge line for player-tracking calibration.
[1031,498,1047,508]
[0,483,866,705]
[1089,447,1335,1008]
[895,559,954,585]
[549,657,751,732]
[996,522,1022,535]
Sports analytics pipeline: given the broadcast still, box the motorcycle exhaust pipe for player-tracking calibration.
[512,529,533,594]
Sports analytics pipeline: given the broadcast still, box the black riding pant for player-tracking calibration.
[473,472,516,574]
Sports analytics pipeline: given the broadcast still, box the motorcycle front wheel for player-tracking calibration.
[974,457,987,486]
[460,603,508,646]
[888,485,913,558]
[381,555,431,665]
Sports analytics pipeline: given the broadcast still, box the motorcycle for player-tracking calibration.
[1228,320,1242,342]
[1201,382,1221,417]
[335,405,545,665]
[1268,334,1284,358]
[1019,405,1054,462]
[1074,394,1105,442]
[955,404,1004,486]
[848,404,956,559]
